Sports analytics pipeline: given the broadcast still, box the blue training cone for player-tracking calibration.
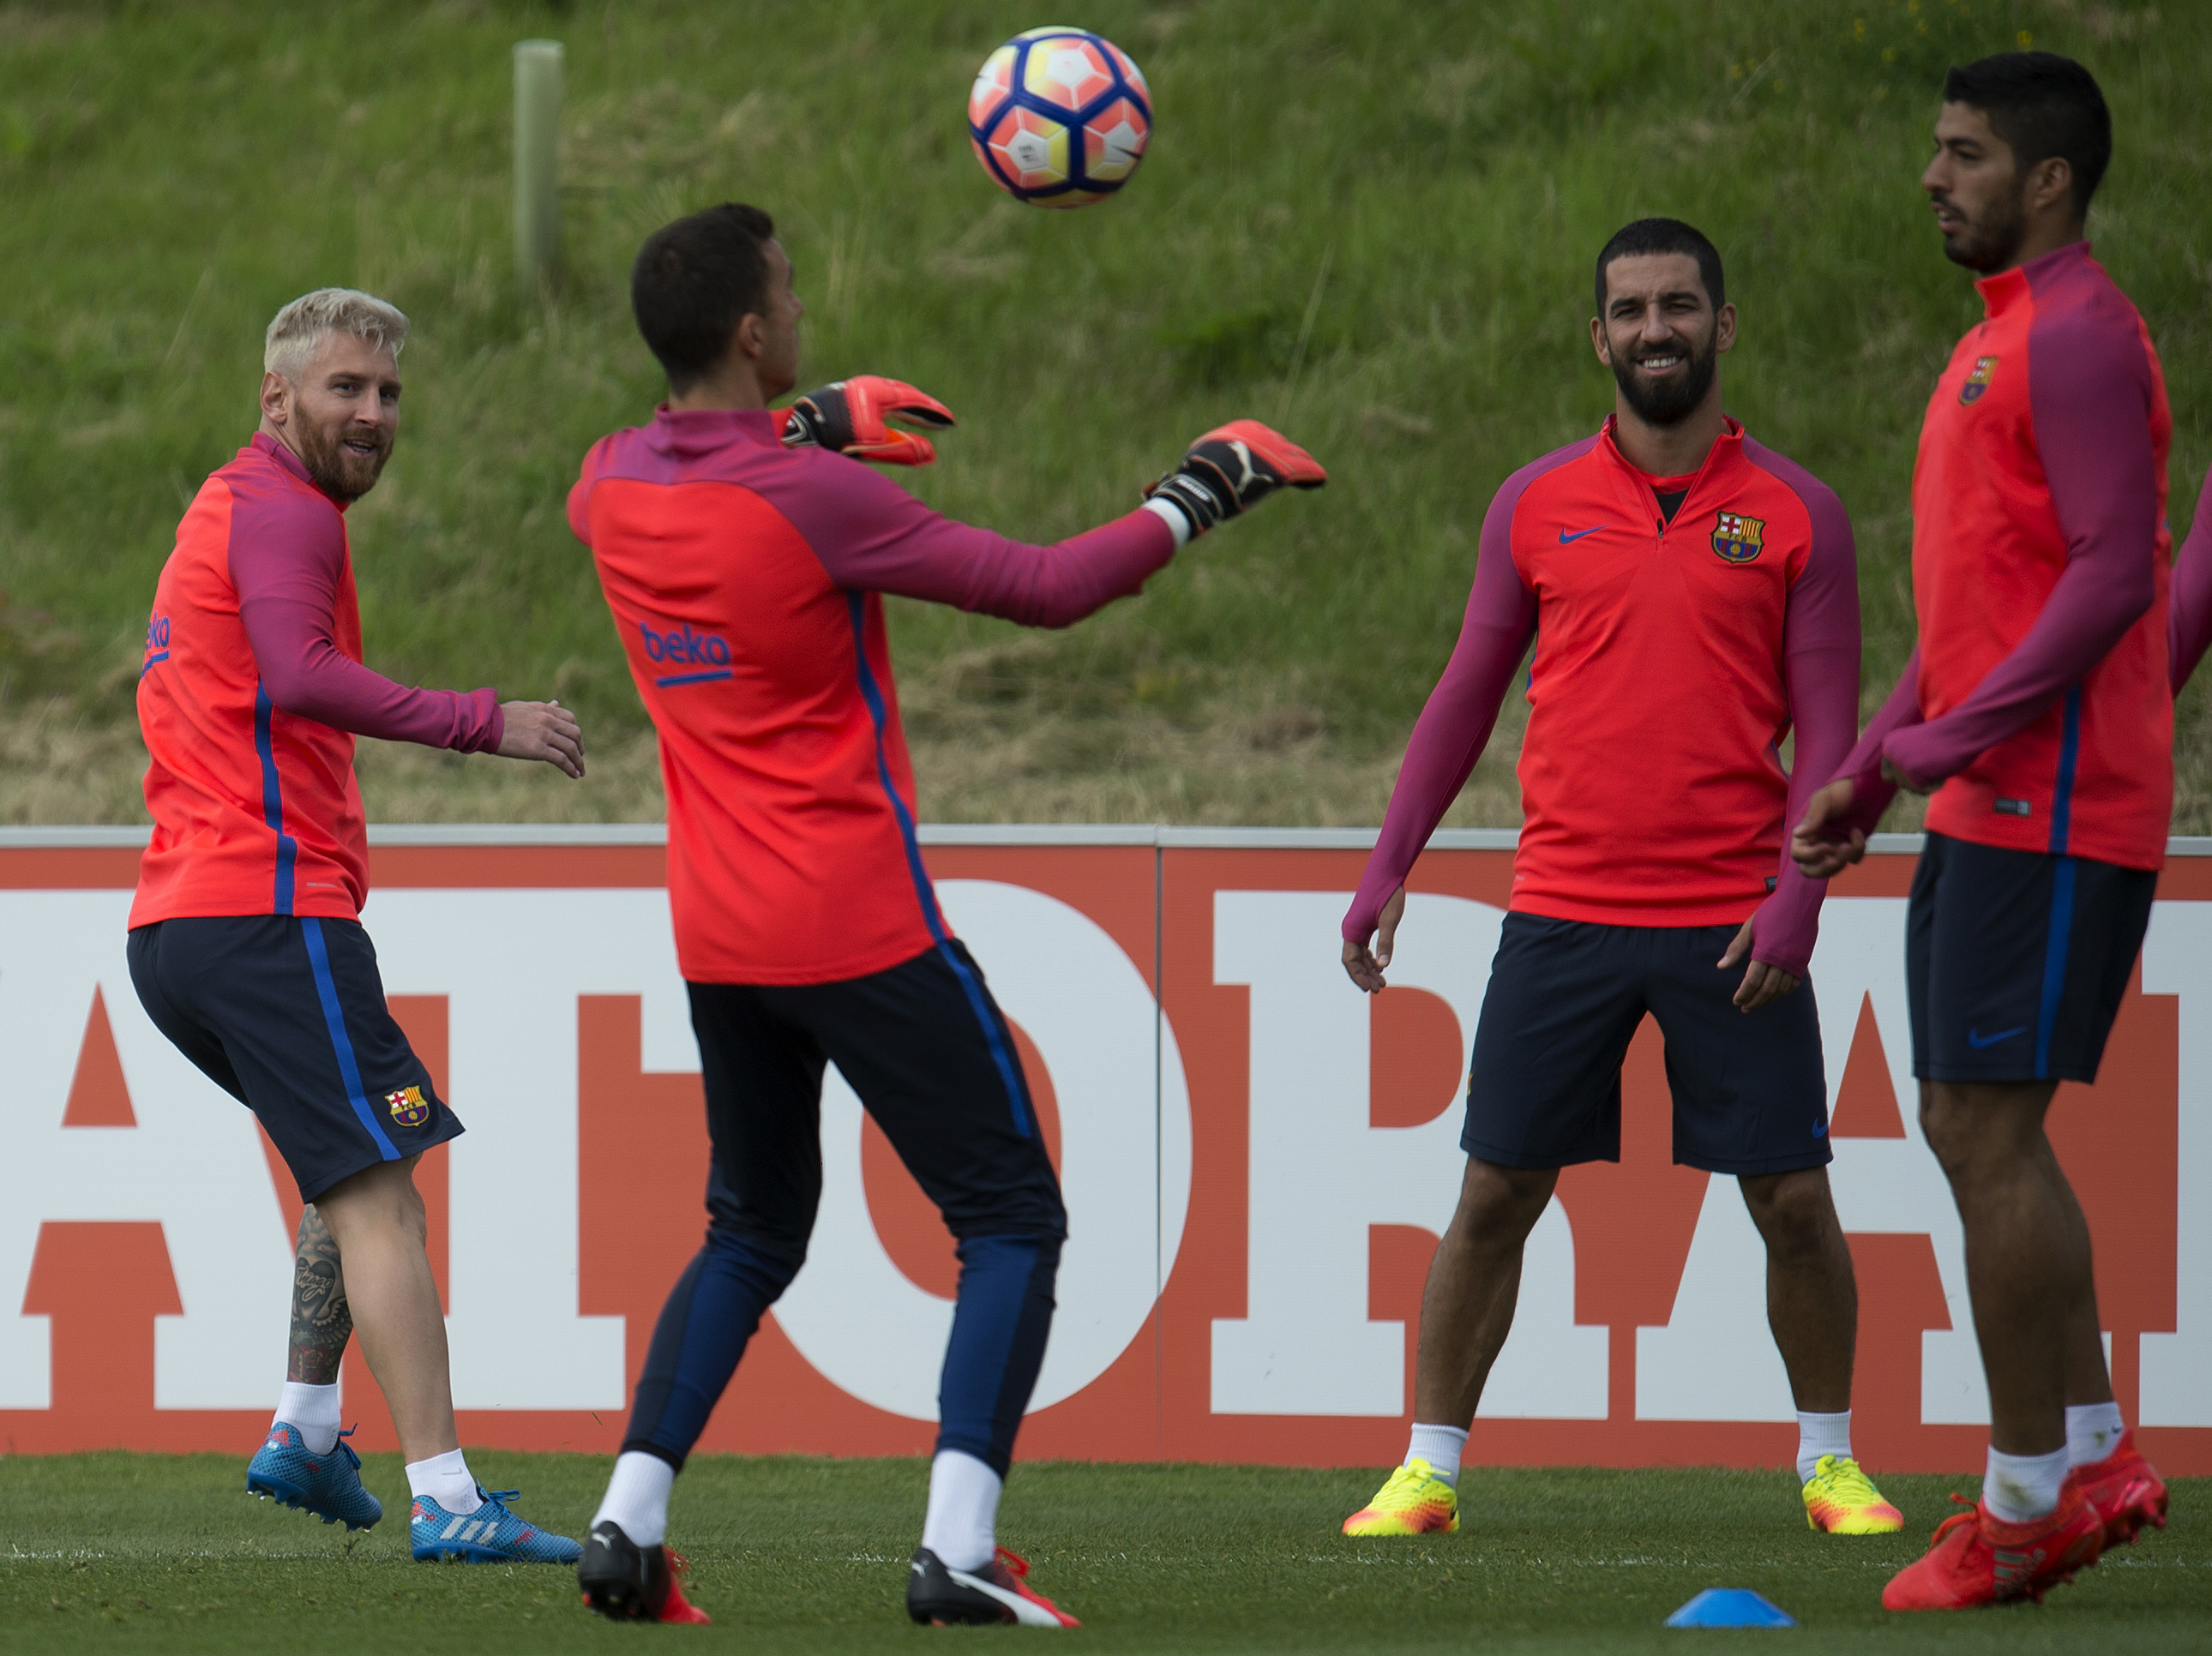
[1666,1588,1796,1629]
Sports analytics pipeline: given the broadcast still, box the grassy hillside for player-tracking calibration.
[1,0,2205,827]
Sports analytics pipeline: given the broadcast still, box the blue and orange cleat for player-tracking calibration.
[247,1422,382,1531]
[1801,1455,1903,1534]
[1342,1457,1459,1537]
[412,1487,582,1564]
[2065,1429,2168,1551]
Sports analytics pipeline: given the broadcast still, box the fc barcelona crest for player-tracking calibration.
[1959,355,1999,405]
[386,1085,430,1127]
[1710,511,1765,564]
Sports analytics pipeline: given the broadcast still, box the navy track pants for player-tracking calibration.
[623,939,1066,1476]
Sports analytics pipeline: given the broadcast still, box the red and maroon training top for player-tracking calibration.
[2173,463,2212,694]
[1344,417,1860,979]
[1835,243,2173,869]
[569,406,1177,987]
[133,433,502,926]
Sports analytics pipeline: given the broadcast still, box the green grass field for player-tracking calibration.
[2,0,2208,829]
[2,1455,2205,1652]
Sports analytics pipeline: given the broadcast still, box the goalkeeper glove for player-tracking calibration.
[776,376,956,465]
[1144,419,1327,535]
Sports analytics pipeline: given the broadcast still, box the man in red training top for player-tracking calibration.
[1794,54,2173,1611]
[130,289,586,1562]
[2174,474,2212,696]
[1337,219,1899,1542]
[567,203,1324,1628]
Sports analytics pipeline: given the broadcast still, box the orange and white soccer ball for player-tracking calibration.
[966,26,1151,208]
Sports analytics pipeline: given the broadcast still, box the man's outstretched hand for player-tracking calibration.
[1340,885,1405,994]
[1717,917,1800,1013]
[497,699,585,778]
[1145,419,1326,536]
[1791,777,1866,879]
[777,376,955,465]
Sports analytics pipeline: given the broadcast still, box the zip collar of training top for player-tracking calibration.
[1597,413,1743,522]
[1975,238,2092,319]
[644,404,778,459]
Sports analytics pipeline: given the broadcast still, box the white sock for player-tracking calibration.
[592,1450,676,1549]
[273,1381,340,1455]
[1795,1409,1853,1485]
[1406,1423,1469,1487]
[405,1448,483,1516]
[1982,1445,2068,1525]
[921,1449,1001,1572]
[2065,1401,2125,1468]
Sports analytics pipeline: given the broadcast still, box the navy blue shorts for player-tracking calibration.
[128,915,461,1203]
[1462,913,1832,1176]
[1906,831,2157,1084]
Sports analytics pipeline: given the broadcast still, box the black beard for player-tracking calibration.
[1612,329,1718,427]
[295,422,389,504]
[1935,189,2027,273]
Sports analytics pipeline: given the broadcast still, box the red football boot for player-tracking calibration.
[1882,1488,2103,1611]
[652,1552,712,1626]
[2065,1429,2169,1550]
[579,1521,711,1623]
[906,1546,1080,1627]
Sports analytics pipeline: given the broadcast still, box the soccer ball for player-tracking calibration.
[966,26,1151,208]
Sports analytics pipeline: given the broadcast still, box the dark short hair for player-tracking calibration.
[1594,218,1725,316]
[630,203,777,392]
[1944,52,2111,216]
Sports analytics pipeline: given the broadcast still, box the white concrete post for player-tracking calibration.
[513,39,563,297]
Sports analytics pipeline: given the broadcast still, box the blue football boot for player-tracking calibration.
[412,1486,582,1563]
[246,1422,382,1531]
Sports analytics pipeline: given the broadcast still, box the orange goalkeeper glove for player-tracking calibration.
[1144,419,1327,535]
[775,376,956,465]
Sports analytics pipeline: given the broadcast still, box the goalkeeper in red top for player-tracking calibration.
[130,288,586,1563]
[1794,55,2173,1611]
[1337,219,1900,1542]
[567,203,1323,1628]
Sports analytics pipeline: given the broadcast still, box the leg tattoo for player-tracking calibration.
[288,1203,354,1384]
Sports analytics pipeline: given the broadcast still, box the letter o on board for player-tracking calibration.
[771,880,1192,1418]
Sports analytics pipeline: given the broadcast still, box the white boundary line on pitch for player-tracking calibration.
[0,825,2207,855]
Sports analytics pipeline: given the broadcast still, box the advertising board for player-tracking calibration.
[3,826,2207,1474]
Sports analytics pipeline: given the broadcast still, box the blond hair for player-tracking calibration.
[263,287,410,380]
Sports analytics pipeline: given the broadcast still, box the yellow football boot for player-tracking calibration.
[1342,1457,1459,1537]
[1801,1453,1903,1534]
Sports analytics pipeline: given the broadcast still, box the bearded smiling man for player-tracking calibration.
[1336,218,1902,1543]
[129,288,586,1563]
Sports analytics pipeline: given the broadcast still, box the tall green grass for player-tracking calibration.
[2,0,2205,824]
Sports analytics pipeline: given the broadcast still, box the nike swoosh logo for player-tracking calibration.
[1558,526,1602,543]
[1968,1025,2028,1049]
[1811,1121,1829,1138]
